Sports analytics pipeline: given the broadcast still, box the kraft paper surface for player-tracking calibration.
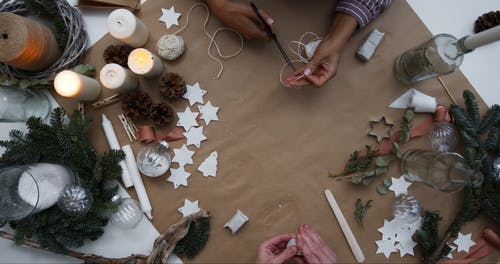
[53,0,499,262]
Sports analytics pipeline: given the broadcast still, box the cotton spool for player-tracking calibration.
[0,12,61,71]
[157,34,185,61]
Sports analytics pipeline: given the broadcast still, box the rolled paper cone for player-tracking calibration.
[409,91,437,113]
[122,144,153,220]
[107,9,149,47]
[0,12,61,71]
[99,63,138,93]
[464,25,500,51]
[54,70,102,101]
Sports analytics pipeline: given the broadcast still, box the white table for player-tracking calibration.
[1,0,500,262]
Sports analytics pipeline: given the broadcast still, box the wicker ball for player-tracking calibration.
[160,72,186,100]
[149,103,174,127]
[121,91,153,119]
[103,45,133,68]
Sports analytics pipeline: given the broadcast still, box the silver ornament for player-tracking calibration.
[57,184,92,216]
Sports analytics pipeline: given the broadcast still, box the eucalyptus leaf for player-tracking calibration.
[392,141,400,158]
[0,74,6,83]
[39,79,50,85]
[19,80,30,89]
[362,170,376,177]
[30,79,41,86]
[404,108,415,123]
[352,176,363,184]
[377,184,390,195]
[375,156,389,167]
[375,167,388,176]
[362,176,374,185]
[383,178,392,187]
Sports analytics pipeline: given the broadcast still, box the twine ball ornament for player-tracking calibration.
[57,184,93,216]
[156,34,185,61]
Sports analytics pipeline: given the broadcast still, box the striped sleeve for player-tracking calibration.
[336,0,392,28]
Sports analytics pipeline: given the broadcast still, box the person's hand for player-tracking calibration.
[257,234,298,264]
[295,224,338,264]
[207,0,273,40]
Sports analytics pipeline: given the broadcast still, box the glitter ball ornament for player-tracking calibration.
[57,184,93,216]
[492,157,500,181]
[109,197,143,229]
[137,141,172,177]
[393,194,422,224]
[157,34,185,61]
[428,122,459,152]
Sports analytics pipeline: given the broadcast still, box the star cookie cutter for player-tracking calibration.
[368,116,394,143]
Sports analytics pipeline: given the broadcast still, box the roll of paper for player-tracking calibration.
[101,114,133,188]
[409,90,437,113]
[122,144,153,220]
[0,12,60,71]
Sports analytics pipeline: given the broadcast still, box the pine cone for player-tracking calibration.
[475,11,500,33]
[121,91,153,119]
[103,45,133,68]
[149,103,174,127]
[160,73,187,100]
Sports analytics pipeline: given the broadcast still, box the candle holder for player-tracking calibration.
[0,86,52,122]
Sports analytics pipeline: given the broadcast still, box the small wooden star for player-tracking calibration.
[368,116,393,142]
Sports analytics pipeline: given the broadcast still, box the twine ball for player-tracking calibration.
[157,34,185,61]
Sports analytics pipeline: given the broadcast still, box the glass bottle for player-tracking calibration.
[136,141,171,177]
[400,149,483,192]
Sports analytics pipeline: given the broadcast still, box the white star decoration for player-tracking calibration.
[198,101,219,125]
[453,232,476,253]
[376,216,423,259]
[176,107,199,131]
[198,151,218,177]
[183,126,207,148]
[159,7,181,29]
[395,240,417,257]
[183,82,206,106]
[377,219,400,241]
[167,166,190,189]
[178,199,200,217]
[172,144,195,167]
[375,239,398,258]
[389,176,412,197]
[446,244,457,259]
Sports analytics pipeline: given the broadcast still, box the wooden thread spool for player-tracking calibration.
[0,12,61,71]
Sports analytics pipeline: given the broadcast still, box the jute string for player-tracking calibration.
[173,3,244,79]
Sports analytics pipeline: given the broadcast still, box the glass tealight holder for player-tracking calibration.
[136,141,171,177]
[109,196,143,229]
[393,194,422,223]
[428,122,459,152]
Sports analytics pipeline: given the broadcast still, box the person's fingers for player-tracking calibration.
[297,226,321,263]
[239,7,271,40]
[263,234,294,247]
[304,225,324,245]
[273,246,298,263]
[259,9,274,27]
[293,256,307,264]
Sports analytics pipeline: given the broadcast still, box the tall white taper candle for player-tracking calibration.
[101,114,133,188]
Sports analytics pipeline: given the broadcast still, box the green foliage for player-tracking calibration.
[24,0,68,51]
[354,199,373,227]
[173,218,210,259]
[344,145,379,175]
[416,211,451,263]
[0,108,124,252]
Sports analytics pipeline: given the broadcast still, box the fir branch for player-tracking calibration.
[173,218,210,259]
[416,211,451,263]
[354,199,373,227]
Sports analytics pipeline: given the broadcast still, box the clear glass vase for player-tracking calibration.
[0,86,52,122]
[400,149,483,192]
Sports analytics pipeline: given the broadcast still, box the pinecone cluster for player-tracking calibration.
[121,91,153,118]
[149,103,174,127]
[103,45,133,68]
[121,91,175,127]
[160,72,187,100]
[475,11,500,33]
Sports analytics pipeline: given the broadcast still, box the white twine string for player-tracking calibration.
[279,32,321,87]
[174,3,244,79]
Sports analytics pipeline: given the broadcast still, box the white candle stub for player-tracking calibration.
[128,48,164,78]
[157,34,185,61]
[107,9,149,48]
[54,70,101,101]
[464,25,500,51]
[99,63,138,93]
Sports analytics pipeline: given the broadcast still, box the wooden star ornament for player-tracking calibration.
[368,116,394,142]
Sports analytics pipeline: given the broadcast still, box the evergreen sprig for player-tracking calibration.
[0,108,124,252]
[173,218,210,259]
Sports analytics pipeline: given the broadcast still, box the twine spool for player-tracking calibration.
[0,12,61,71]
[157,34,185,61]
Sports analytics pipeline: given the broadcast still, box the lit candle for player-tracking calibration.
[463,25,500,51]
[107,9,149,48]
[122,144,153,220]
[128,48,163,78]
[99,63,138,93]
[54,70,101,101]
[102,114,134,188]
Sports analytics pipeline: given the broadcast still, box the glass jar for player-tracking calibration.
[0,86,52,122]
[400,149,483,192]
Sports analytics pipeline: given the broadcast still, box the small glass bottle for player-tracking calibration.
[136,141,171,177]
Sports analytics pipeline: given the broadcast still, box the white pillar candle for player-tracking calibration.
[122,144,153,220]
[102,114,134,188]
[107,9,149,48]
[54,70,101,101]
[464,25,500,51]
[99,63,138,93]
[128,48,163,78]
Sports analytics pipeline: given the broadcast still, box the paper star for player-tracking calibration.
[395,240,417,257]
[176,107,199,131]
[407,217,423,232]
[394,225,414,244]
[183,82,206,106]
[198,151,218,177]
[178,199,200,217]
[453,232,476,253]
[167,167,190,189]
[389,176,412,197]
[446,244,457,259]
[159,7,181,29]
[172,144,195,167]
[368,116,393,142]
[377,219,401,241]
[183,126,207,148]
[375,239,398,258]
[198,101,219,125]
